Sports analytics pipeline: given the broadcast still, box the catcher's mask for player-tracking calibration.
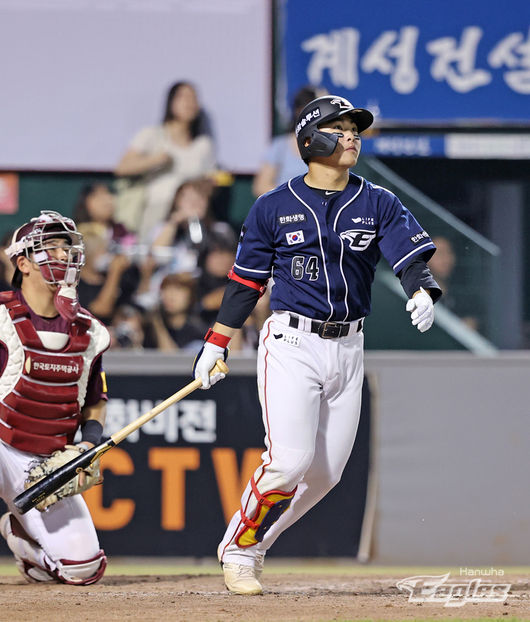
[5,211,85,289]
[295,95,374,163]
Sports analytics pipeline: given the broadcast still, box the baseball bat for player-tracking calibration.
[13,359,229,514]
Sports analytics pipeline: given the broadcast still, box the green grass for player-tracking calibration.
[1,556,528,577]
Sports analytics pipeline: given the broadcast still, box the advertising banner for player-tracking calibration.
[282,0,530,126]
[0,375,370,558]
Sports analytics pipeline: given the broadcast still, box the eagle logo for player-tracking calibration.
[340,229,376,251]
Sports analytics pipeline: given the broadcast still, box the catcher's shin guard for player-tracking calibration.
[235,477,296,548]
[53,550,107,585]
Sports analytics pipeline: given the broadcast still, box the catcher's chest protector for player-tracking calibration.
[0,291,109,454]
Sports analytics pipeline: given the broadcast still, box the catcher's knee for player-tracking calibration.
[0,512,55,582]
[235,476,296,548]
[53,550,107,585]
[0,512,106,585]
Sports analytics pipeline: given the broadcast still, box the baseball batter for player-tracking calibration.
[0,211,110,584]
[193,95,442,594]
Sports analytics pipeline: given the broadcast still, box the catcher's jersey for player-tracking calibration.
[233,173,436,321]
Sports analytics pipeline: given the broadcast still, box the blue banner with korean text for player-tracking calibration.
[281,0,530,126]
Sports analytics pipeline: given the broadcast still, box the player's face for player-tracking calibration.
[40,237,71,262]
[317,117,361,167]
[23,237,75,291]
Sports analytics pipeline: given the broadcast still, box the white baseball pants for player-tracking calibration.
[0,440,102,575]
[219,311,364,567]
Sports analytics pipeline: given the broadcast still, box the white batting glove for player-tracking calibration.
[406,287,434,333]
[193,342,227,390]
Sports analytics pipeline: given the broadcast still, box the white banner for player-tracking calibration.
[0,0,270,172]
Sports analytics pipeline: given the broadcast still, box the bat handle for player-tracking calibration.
[211,359,229,376]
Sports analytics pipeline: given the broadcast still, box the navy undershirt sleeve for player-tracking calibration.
[398,256,442,302]
[216,279,262,328]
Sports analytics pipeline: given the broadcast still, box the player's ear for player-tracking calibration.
[16,255,31,276]
[304,137,311,147]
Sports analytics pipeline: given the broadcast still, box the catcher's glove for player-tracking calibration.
[25,444,102,512]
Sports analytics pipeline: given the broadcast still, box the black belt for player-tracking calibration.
[288,314,363,339]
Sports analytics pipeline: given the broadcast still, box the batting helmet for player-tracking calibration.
[295,95,374,162]
[5,210,85,288]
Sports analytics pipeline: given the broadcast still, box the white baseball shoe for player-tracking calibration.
[222,562,263,595]
[217,545,265,595]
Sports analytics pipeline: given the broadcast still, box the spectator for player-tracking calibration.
[73,182,135,246]
[151,177,235,270]
[115,81,216,242]
[134,178,236,310]
[428,235,478,330]
[0,231,15,290]
[149,273,206,351]
[252,86,327,197]
[197,234,237,327]
[110,305,147,350]
[76,223,136,325]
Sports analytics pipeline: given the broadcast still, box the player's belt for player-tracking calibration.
[288,315,363,339]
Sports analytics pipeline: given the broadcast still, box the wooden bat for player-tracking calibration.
[13,360,229,514]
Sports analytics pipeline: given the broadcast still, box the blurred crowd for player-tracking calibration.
[1,80,308,352]
[0,80,478,350]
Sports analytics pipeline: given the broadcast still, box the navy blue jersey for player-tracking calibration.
[233,173,436,321]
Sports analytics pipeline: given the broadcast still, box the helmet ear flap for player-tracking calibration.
[305,130,340,159]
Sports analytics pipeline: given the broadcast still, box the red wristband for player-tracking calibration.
[204,328,231,348]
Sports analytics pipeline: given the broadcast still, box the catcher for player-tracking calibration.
[0,211,110,585]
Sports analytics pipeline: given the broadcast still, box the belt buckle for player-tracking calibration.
[318,321,341,339]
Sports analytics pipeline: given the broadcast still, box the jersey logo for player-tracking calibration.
[410,230,429,244]
[286,230,304,245]
[277,332,300,347]
[330,97,350,110]
[277,214,306,226]
[352,216,375,226]
[340,229,376,251]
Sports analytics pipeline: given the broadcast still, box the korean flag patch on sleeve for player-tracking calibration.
[286,230,304,245]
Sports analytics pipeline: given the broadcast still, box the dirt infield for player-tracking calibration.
[0,565,528,622]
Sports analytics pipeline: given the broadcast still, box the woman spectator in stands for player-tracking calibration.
[115,81,216,242]
[151,177,234,269]
[76,223,137,325]
[252,85,326,197]
[196,233,237,327]
[149,273,206,352]
[134,177,235,310]
[73,182,134,245]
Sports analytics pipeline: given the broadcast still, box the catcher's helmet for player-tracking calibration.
[295,95,374,162]
[5,210,85,288]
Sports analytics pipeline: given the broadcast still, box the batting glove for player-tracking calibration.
[406,287,434,333]
[193,342,228,390]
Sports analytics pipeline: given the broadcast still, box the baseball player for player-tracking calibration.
[193,95,442,594]
[0,211,110,584]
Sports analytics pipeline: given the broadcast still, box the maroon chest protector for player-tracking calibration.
[0,291,93,455]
